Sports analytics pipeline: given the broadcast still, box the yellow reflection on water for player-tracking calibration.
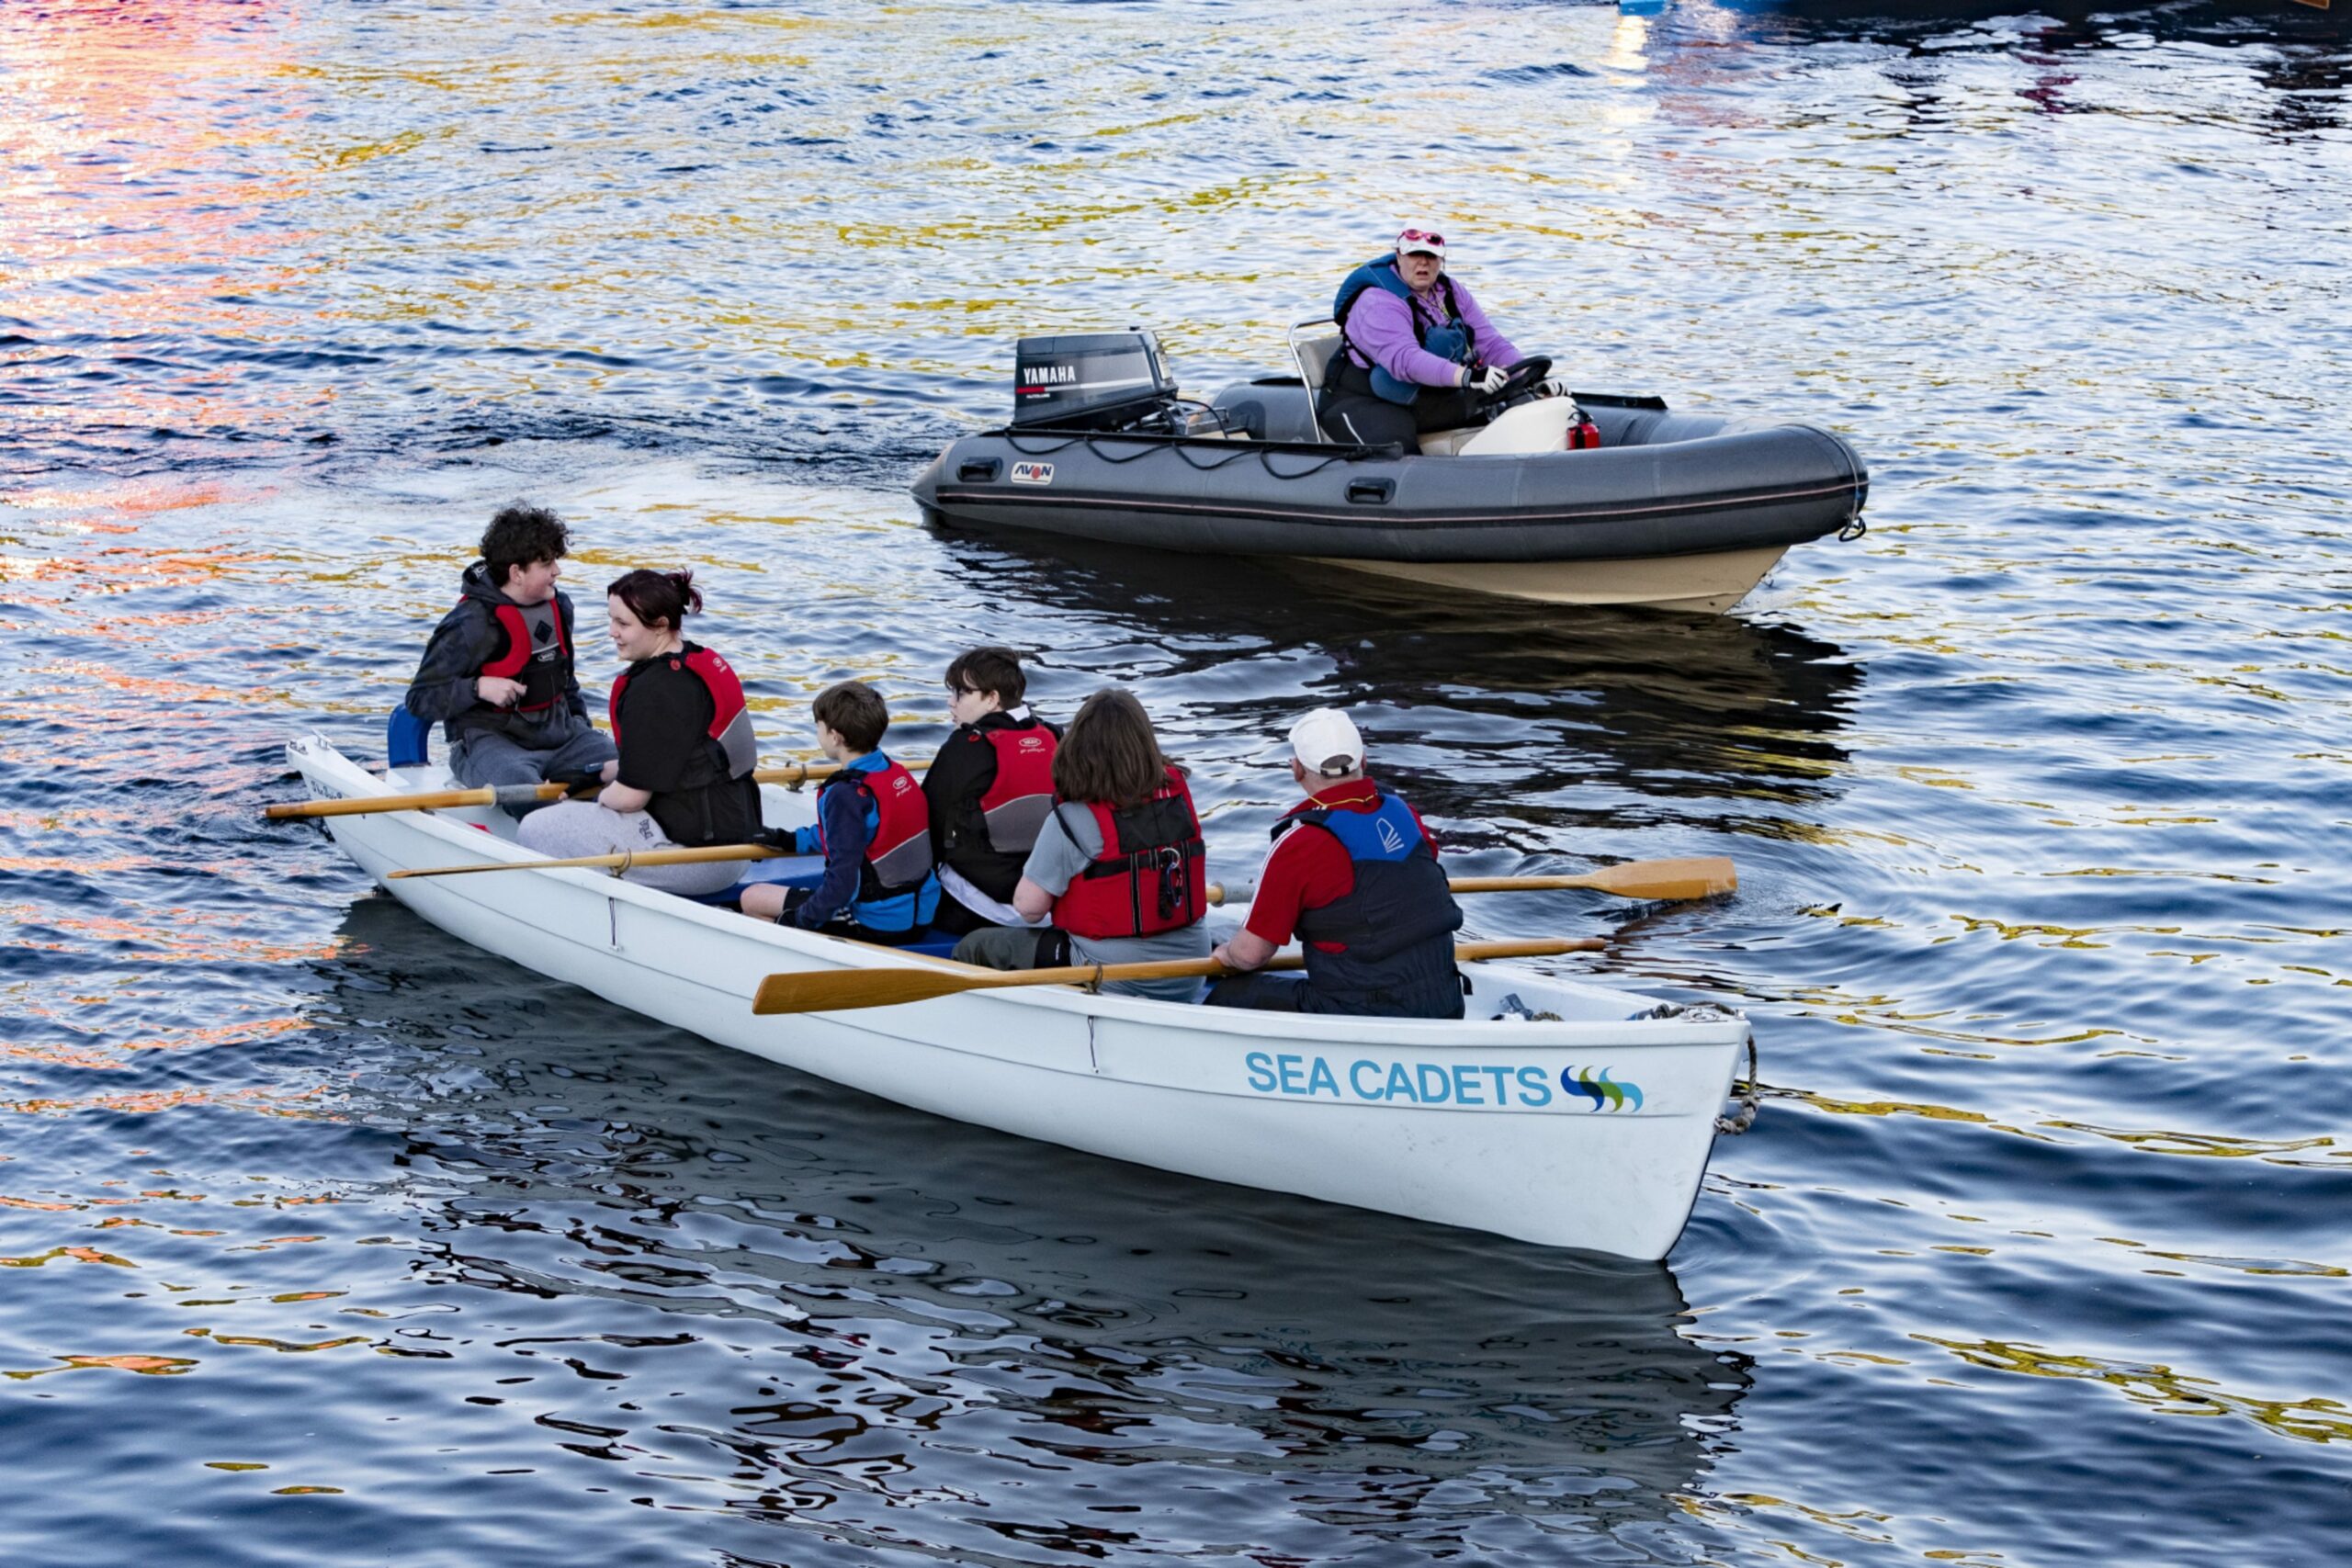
[2041,1121,2336,1165]
[1917,1335,2352,1446]
[186,1328,369,1354]
[2,1245,136,1269]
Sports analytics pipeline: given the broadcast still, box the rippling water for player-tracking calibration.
[4,2,2348,1563]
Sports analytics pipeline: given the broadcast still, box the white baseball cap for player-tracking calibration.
[1395,226,1447,259]
[1289,707,1365,777]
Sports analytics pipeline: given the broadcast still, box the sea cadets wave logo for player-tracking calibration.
[1564,1066,1643,1111]
[1009,461,1055,486]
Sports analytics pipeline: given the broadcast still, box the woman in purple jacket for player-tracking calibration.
[1318,228,1543,454]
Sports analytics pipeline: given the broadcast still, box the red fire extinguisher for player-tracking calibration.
[1565,411,1601,450]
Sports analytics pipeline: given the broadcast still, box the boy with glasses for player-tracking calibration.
[924,648,1061,936]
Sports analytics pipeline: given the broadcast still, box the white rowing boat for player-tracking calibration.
[285,731,1758,1259]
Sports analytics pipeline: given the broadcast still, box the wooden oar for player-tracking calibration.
[1207,856,1735,907]
[266,759,928,821]
[388,842,797,879]
[751,935,1603,1017]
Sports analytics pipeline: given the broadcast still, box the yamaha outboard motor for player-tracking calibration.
[1012,331,1180,432]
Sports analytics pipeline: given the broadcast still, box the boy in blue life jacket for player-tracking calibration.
[1206,707,1465,1018]
[740,681,940,945]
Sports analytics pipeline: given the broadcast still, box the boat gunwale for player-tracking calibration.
[289,734,1749,1055]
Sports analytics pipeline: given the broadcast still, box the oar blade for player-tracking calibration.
[752,964,984,1016]
[1584,857,1736,901]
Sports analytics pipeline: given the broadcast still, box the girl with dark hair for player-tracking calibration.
[950,688,1208,1000]
[514,568,763,897]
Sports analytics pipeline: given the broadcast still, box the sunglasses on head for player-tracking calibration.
[1398,230,1445,247]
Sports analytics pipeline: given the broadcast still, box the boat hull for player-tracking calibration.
[912,389,1866,612]
[1307,543,1792,613]
[289,735,1753,1258]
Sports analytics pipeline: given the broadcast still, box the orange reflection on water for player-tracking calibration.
[2,1083,329,1121]
[31,659,263,707]
[0,2,324,434]
[1,905,347,966]
[0,1039,131,1072]
[0,1017,309,1072]
[0,853,153,876]
[3,1353,201,1381]
[4,477,251,521]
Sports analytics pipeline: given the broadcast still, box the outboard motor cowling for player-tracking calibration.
[1012,332,1179,431]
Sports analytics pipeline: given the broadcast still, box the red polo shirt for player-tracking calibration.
[1242,777,1439,953]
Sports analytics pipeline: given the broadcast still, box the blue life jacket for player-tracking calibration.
[1330,256,1475,406]
[816,755,942,933]
[1281,791,1464,1019]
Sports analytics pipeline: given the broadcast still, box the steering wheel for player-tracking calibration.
[1479,355,1553,409]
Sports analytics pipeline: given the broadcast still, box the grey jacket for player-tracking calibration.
[403,560,594,748]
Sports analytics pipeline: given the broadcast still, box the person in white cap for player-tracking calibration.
[1205,707,1466,1018]
[1317,227,1547,454]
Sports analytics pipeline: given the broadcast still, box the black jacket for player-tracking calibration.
[926,705,1059,902]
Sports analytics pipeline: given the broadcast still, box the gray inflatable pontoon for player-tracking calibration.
[911,329,1869,613]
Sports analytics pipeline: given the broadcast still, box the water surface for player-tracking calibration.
[3,2,2348,1564]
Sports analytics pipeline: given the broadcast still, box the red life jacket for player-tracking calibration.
[975,723,1058,856]
[818,758,936,901]
[609,644,757,782]
[1051,768,1207,941]
[479,598,571,714]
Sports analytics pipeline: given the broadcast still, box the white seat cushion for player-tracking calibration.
[1419,427,1482,457]
[1291,330,1342,390]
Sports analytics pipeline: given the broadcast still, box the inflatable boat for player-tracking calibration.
[911,328,1870,614]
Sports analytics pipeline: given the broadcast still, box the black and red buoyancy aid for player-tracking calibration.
[1051,768,1207,941]
[479,597,571,715]
[608,645,757,782]
[975,723,1057,856]
[818,758,940,916]
[935,714,1060,905]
